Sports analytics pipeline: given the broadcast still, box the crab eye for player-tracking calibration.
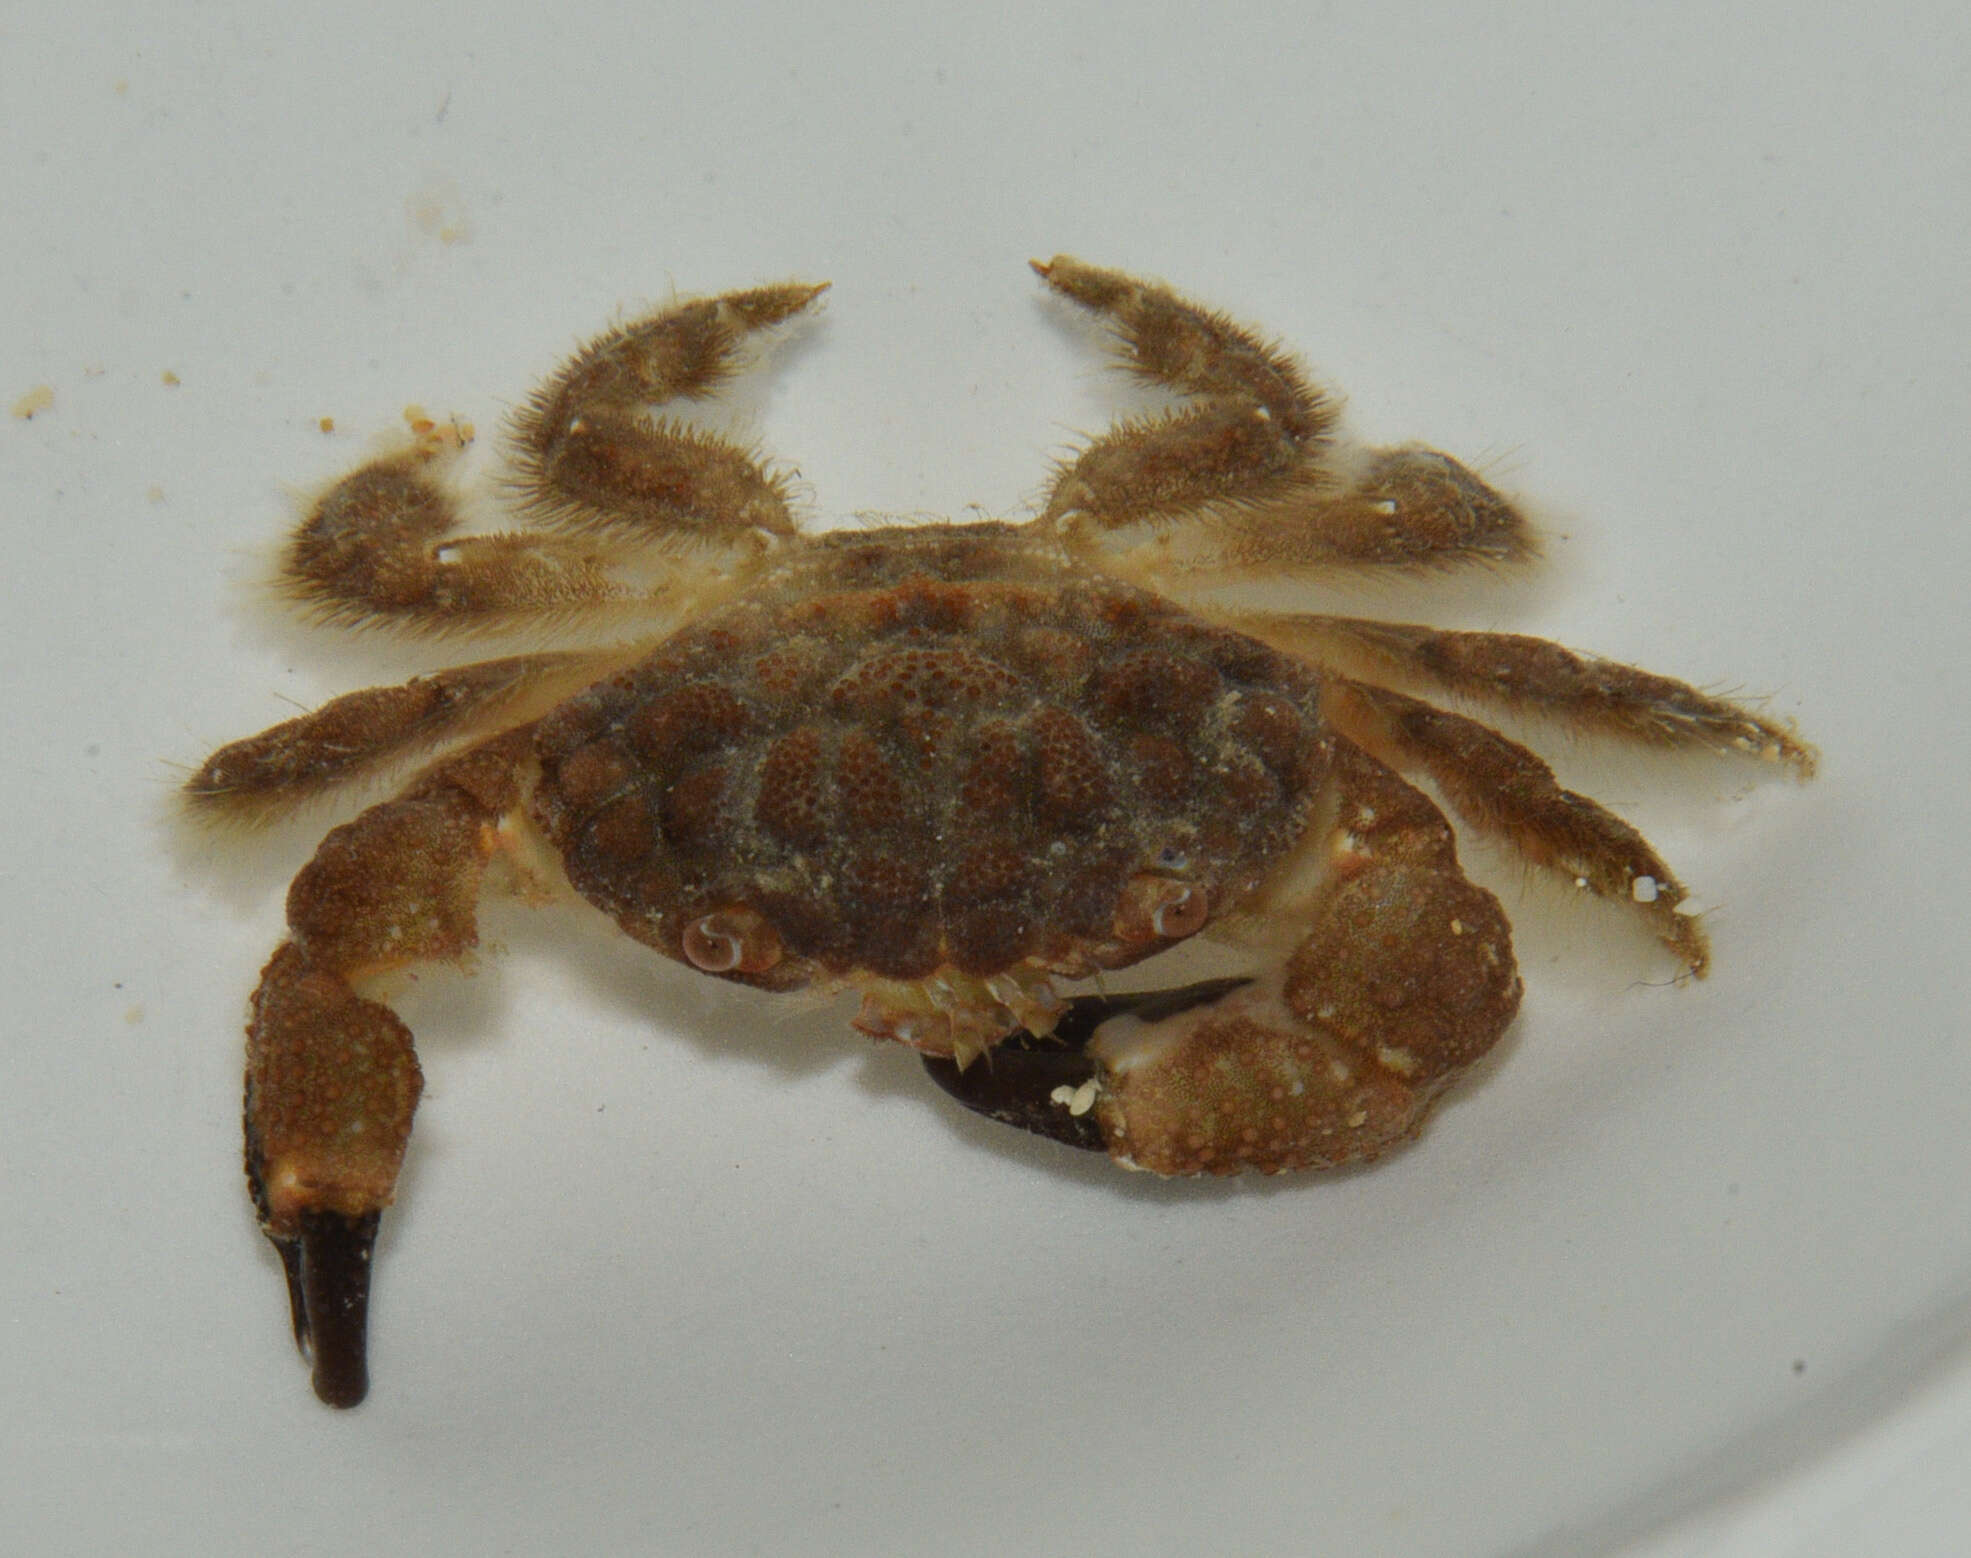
[1151,885,1209,939]
[1112,874,1211,943]
[680,908,783,974]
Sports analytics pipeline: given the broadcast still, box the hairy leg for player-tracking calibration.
[1031,257,1533,573]
[280,448,655,633]
[244,729,535,1404]
[1204,445,1535,572]
[510,280,828,542]
[280,279,825,634]
[1320,676,1713,973]
[184,646,646,825]
[1246,614,1817,772]
[1033,255,1334,530]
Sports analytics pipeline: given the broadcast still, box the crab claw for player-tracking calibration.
[922,977,1251,1152]
[270,1210,381,1408]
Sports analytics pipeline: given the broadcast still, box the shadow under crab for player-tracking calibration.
[186,257,1814,1406]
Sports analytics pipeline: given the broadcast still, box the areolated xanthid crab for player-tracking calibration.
[187,258,1813,1405]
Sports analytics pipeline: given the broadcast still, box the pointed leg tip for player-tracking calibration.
[272,1209,381,1408]
[270,1233,311,1355]
[311,1353,371,1409]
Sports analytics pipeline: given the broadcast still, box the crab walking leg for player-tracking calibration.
[1031,255,1330,433]
[1246,615,1817,772]
[509,280,829,542]
[931,745,1522,1174]
[280,281,825,634]
[1032,257,1532,570]
[1033,255,1335,531]
[1321,676,1714,973]
[281,448,655,634]
[1199,445,1535,572]
[184,647,645,825]
[243,729,533,1405]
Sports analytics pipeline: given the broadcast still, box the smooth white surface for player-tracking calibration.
[3,3,1966,1554]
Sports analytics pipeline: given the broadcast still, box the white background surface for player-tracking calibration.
[4,3,1967,1554]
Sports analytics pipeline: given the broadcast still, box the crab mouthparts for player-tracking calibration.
[851,966,1071,1066]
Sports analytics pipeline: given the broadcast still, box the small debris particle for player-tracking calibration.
[407,175,473,245]
[1792,1358,1807,1375]
[11,384,54,420]
[402,405,474,454]
[1050,1080,1099,1116]
[318,416,336,433]
[146,485,165,503]
[123,1004,145,1025]
[161,369,181,387]
[1574,876,1589,890]
[1450,918,1465,936]
[1631,875,1659,904]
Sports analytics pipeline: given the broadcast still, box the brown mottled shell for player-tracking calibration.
[531,524,1332,987]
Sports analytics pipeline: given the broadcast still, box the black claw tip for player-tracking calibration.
[271,1210,381,1408]
[1050,976,1254,1044]
[273,1233,311,1354]
[923,1029,1109,1150]
[924,977,1253,1152]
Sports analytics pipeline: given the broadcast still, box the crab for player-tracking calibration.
[186,257,1814,1407]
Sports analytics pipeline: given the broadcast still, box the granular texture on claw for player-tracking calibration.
[530,523,1333,985]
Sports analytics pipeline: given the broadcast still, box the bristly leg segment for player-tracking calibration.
[1259,614,1817,771]
[1034,255,1337,530]
[1033,256,1533,573]
[185,648,639,826]
[1320,678,1715,973]
[509,281,829,543]
[277,281,829,638]
[243,730,534,1404]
